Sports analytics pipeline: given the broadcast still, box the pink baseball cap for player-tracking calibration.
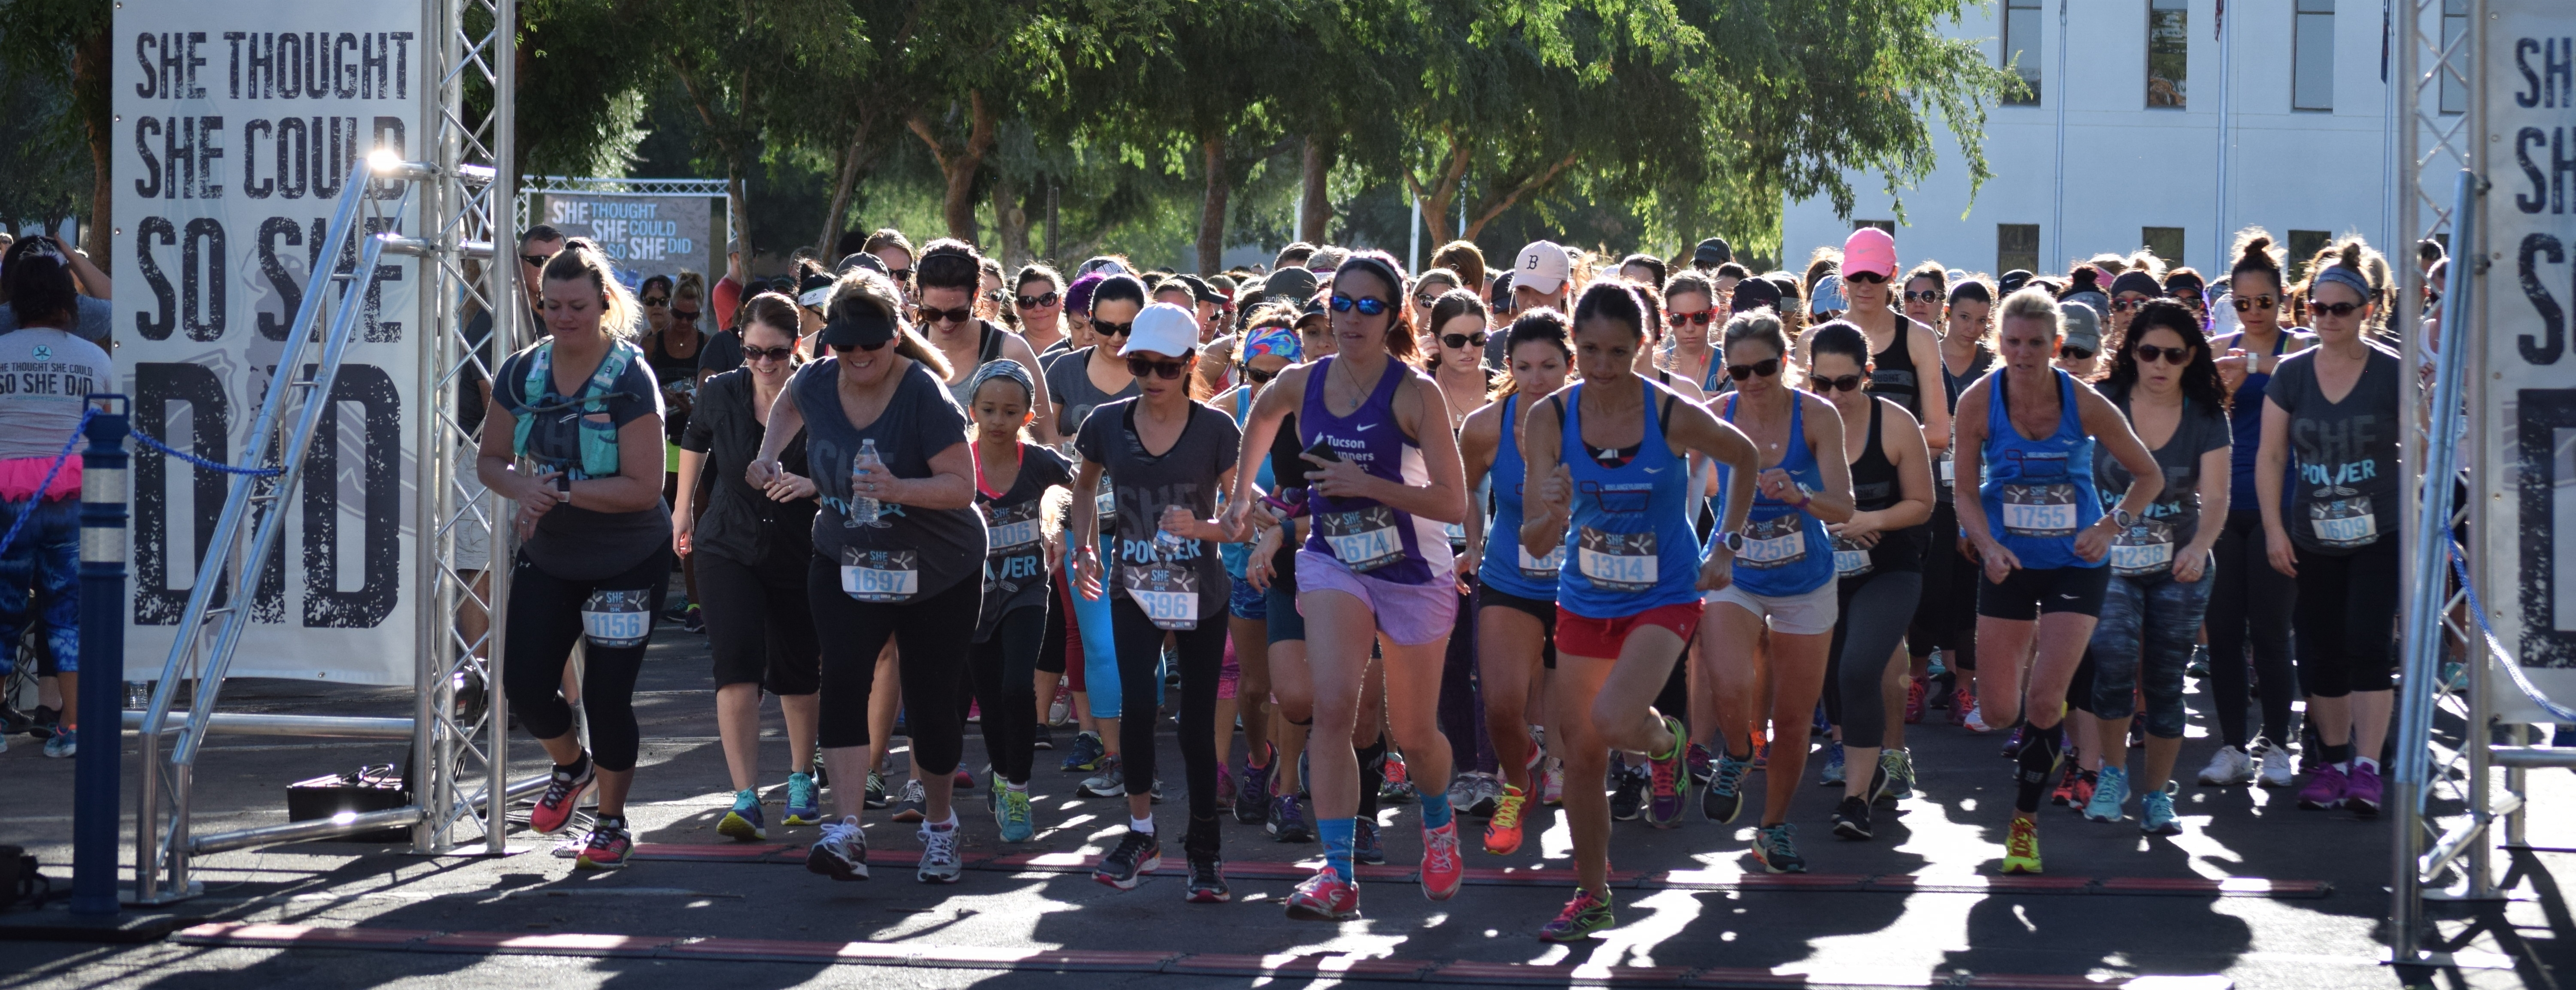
[1842,227,1897,279]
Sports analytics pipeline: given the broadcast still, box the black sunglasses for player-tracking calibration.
[2059,345,2096,361]
[1441,331,1489,350]
[641,295,670,307]
[2232,295,2278,312]
[1242,365,1278,384]
[2111,296,2152,313]
[744,345,797,363]
[1842,271,1888,285]
[2311,301,2366,318]
[1727,358,1781,380]
[888,268,914,282]
[1094,320,1134,337]
[670,308,700,323]
[1127,355,1191,380]
[520,254,551,269]
[916,305,974,325]
[1016,291,1060,309]
[1809,373,1865,392]
[2132,344,2191,366]
[1902,290,1943,303]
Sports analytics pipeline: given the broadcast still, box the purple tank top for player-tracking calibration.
[1297,355,1451,585]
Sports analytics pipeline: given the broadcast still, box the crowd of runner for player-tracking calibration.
[433,220,2415,941]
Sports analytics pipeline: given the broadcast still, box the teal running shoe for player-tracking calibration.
[717,787,768,841]
[784,772,822,826]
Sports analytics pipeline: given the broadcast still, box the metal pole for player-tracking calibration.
[2051,0,2070,269]
[487,0,520,854]
[71,398,131,916]
[414,0,453,854]
[1408,189,1422,275]
[2211,0,2230,273]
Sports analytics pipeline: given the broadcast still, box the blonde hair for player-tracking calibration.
[674,269,705,302]
[829,269,952,380]
[538,238,642,339]
[2123,249,2167,281]
[1998,286,2063,338]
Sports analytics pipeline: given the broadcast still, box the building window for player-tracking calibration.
[2439,0,2468,115]
[2002,0,2044,106]
[1998,224,2041,276]
[2287,230,2333,282]
[2142,227,2187,265]
[1855,220,1896,236]
[2147,0,2189,108]
[2293,0,2335,112]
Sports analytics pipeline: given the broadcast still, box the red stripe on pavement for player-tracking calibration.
[912,945,1179,971]
[176,923,434,948]
[1162,953,1437,979]
[1426,960,1698,985]
[630,842,790,861]
[418,931,674,957]
[662,937,904,963]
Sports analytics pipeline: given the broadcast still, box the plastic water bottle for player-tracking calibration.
[847,439,884,528]
[1154,506,1186,555]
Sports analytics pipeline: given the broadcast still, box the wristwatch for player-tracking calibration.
[1713,531,1746,554]
[2102,508,2134,530]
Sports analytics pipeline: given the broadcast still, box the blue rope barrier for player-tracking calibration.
[0,406,100,563]
[129,428,287,478]
[2447,541,2576,724]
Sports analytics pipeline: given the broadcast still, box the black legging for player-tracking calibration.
[2292,538,2400,698]
[806,555,981,775]
[2205,509,2297,747]
[972,603,1048,785]
[1109,593,1225,825]
[503,547,671,772]
[1827,571,1921,750]
[1437,579,1496,773]
[1910,502,1978,672]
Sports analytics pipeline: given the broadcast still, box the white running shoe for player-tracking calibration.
[806,817,870,881]
[1961,700,1994,734]
[917,820,963,884]
[2254,738,2296,788]
[2197,745,2255,786]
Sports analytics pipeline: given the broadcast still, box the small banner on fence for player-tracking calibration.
[540,193,714,284]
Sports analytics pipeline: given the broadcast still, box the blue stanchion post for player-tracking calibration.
[72,396,130,916]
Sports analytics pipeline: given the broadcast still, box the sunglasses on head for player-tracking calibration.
[2232,294,2277,312]
[1016,291,1060,309]
[744,345,798,363]
[1842,270,1888,285]
[1127,355,1191,380]
[2059,345,2097,361]
[1094,320,1134,337]
[1809,372,1866,392]
[1727,358,1781,380]
[1328,294,1389,317]
[1670,309,1716,327]
[916,305,974,325]
[1442,331,1489,350]
[1902,290,1943,303]
[2132,343,2191,366]
[1241,365,1278,384]
[2310,300,2366,318]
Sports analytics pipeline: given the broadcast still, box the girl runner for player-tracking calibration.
[1214,315,1301,826]
[1951,288,2163,875]
[1660,271,1725,394]
[966,359,1072,843]
[1518,281,1759,939]
[480,239,673,870]
[756,270,987,885]
[1458,309,1576,855]
[1225,251,1473,921]
[1916,279,1999,730]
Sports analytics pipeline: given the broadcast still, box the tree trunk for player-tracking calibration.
[817,127,872,257]
[906,91,999,246]
[1461,152,1581,241]
[1298,134,1334,244]
[1197,138,1230,276]
[73,24,113,259]
[992,172,1030,269]
[1405,136,1472,245]
[1043,181,1059,264]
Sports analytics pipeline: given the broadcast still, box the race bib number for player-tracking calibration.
[1937,450,1955,485]
[579,588,654,648]
[1518,539,1567,582]
[2000,483,2079,538]
[1832,535,1873,578]
[1576,527,1658,593]
[1739,514,1809,569]
[2108,518,2176,578]
[1120,560,1201,630]
[1094,478,1118,522]
[2308,497,2380,549]
[986,501,1043,553]
[1318,506,1405,572]
[1443,519,1468,551]
[841,547,921,602]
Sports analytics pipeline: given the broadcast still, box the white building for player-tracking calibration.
[1780,0,2467,282]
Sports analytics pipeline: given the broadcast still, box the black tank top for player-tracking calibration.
[1933,342,1996,506]
[1865,320,1921,418]
[1835,398,1926,581]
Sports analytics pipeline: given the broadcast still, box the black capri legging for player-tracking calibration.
[2292,538,2400,699]
[806,555,983,775]
[1909,502,1978,670]
[503,547,672,773]
[1109,593,1227,825]
[1828,571,1922,750]
[972,602,1049,785]
[697,551,820,695]
[2204,509,2297,747]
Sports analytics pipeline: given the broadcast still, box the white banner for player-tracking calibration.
[112,2,425,684]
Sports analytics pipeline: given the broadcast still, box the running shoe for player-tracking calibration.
[1216,764,1236,813]
[998,787,1036,843]
[1960,693,1992,733]
[1811,702,1831,737]
[1751,823,1807,874]
[1061,730,1107,773]
[1540,759,1565,807]
[1608,760,1648,822]
[784,772,823,826]
[2048,762,2082,807]
[1537,888,1614,942]
[953,768,976,790]
[1048,688,1072,727]
[891,778,928,823]
[2254,738,2297,788]
[1076,756,1127,798]
[1444,771,1488,819]
[1877,748,1916,802]
[811,742,829,787]
[2072,769,2099,809]
[2082,766,2129,823]
[1284,870,1361,921]
[805,817,870,881]
[1093,830,1162,890]
[26,704,59,740]
[2001,817,2042,874]
[2005,724,2029,760]
[1033,723,1054,751]
[2345,762,2384,818]
[1830,795,1874,840]
[1645,716,1691,828]
[1379,750,1416,803]
[573,816,632,870]
[2187,644,2209,680]
[42,727,75,759]
[1484,784,1530,855]
[1950,688,1972,727]
[2140,783,2182,836]
[918,821,964,883]
[1353,818,1385,866]
[1688,743,1715,786]
[2197,745,2255,786]
[1703,749,1751,824]
[718,788,768,841]
[1237,749,1274,824]
[1818,740,1846,786]
[1420,820,1464,900]
[2297,763,2348,809]
[863,769,891,809]
[529,758,598,836]
[680,604,705,633]
[1185,853,1230,903]
[1904,677,1927,724]
[1267,795,1313,842]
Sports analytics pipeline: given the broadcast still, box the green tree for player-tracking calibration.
[0,0,112,257]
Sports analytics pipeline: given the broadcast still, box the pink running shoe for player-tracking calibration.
[2297,764,2349,810]
[1420,821,1464,901]
[1285,869,1362,921]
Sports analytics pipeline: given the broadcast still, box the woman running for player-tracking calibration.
[1827,227,1950,458]
[2257,238,2402,817]
[1213,315,1300,827]
[1900,263,1947,332]
[919,241,1056,438]
[1952,288,2163,875]
[1241,303,1341,842]
[756,269,987,885]
[480,239,672,870]
[1069,302,1246,899]
[1045,275,1145,790]
[675,293,823,840]
[1519,281,1758,939]
[1694,308,1855,874]
[1425,288,1503,812]
[1660,271,1724,393]
[1915,279,1999,730]
[2199,232,2312,787]
[2078,300,2230,834]
[1459,309,1575,856]
[1225,251,1472,921]
[1808,322,1934,842]
[966,359,1072,843]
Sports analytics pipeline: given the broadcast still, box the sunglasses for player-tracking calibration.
[2059,345,2096,361]
[641,295,670,307]
[1328,294,1390,317]
[916,305,975,325]
[1670,309,1716,327]
[520,254,551,269]
[1727,358,1781,381]
[1127,356,1191,380]
[2310,301,2366,318]
[1441,331,1489,350]
[832,340,891,354]
[671,309,700,323]
[1413,292,1448,307]
[1902,290,1944,304]
[1094,320,1134,338]
[2111,296,2152,313]
[1842,270,1888,285]
[2132,344,2192,366]
[888,268,914,283]
[2232,294,2277,312]
[744,345,798,363]
[1016,291,1060,309]
[1809,373,1865,392]
[1242,365,1278,384]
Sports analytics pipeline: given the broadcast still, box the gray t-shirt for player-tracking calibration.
[1043,346,1139,439]
[792,357,985,602]
[0,328,109,460]
[0,297,112,345]
[2094,392,2230,577]
[1074,397,1239,626]
[2263,342,2403,554]
[492,343,671,580]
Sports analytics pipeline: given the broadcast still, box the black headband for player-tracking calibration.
[1948,281,1992,305]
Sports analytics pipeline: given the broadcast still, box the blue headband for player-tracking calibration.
[2313,266,2374,303]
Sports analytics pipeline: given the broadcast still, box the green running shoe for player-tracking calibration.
[1538,888,1615,942]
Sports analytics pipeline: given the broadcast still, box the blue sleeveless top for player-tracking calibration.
[1712,392,1835,597]
[1556,381,1703,619]
[1298,355,1452,585]
[1978,368,2103,571]
[1219,386,1276,578]
[1479,394,1566,601]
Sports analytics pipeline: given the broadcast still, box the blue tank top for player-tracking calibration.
[2218,329,2308,510]
[1555,381,1703,619]
[1219,386,1276,578]
[1298,355,1452,585]
[1979,368,2104,571]
[1713,392,1835,597]
[1478,394,1567,601]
